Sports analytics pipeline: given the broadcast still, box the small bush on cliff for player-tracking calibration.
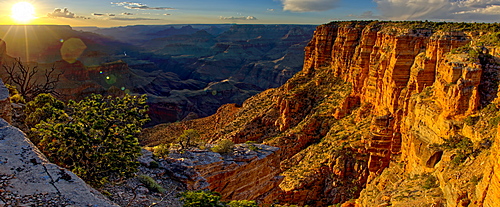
[177,129,204,150]
[138,174,166,193]
[34,94,149,186]
[5,84,25,104]
[24,94,66,144]
[463,115,480,126]
[152,143,170,158]
[226,200,258,207]
[180,190,225,207]
[432,135,475,165]
[422,174,439,189]
[25,93,66,128]
[211,139,234,154]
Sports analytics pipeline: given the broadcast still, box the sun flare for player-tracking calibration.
[11,2,36,23]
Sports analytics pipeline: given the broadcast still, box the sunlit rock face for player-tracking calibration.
[143,21,500,206]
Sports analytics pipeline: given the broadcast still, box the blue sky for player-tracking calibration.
[2,0,500,27]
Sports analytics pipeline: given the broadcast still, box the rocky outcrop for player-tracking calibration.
[143,21,500,206]
[166,144,282,201]
[0,118,117,206]
[0,79,11,124]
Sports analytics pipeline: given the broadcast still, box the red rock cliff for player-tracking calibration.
[146,21,500,206]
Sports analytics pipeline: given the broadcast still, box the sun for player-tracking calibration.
[11,2,36,23]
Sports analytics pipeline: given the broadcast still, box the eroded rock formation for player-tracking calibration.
[145,21,500,206]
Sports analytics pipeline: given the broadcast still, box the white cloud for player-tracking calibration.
[455,4,500,14]
[111,2,174,10]
[281,0,340,12]
[375,0,500,21]
[47,8,87,19]
[110,17,160,21]
[219,16,258,20]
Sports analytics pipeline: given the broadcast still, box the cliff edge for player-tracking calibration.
[143,21,500,206]
[0,79,117,206]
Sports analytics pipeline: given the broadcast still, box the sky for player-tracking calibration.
[1,0,500,27]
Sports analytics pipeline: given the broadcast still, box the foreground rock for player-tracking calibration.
[0,79,11,123]
[0,118,118,206]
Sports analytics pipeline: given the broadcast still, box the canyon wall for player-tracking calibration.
[145,21,500,206]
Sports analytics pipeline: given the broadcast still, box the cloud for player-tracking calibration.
[455,4,500,15]
[267,8,275,12]
[111,2,174,10]
[122,12,134,15]
[375,0,500,21]
[281,0,340,12]
[110,17,160,21]
[47,8,88,19]
[92,13,118,17]
[219,16,258,20]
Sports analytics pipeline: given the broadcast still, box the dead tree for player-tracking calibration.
[2,58,62,101]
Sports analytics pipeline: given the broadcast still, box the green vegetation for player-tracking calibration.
[226,200,258,207]
[24,93,65,129]
[451,46,481,60]
[245,141,260,151]
[180,190,259,207]
[152,143,170,158]
[177,129,204,150]
[470,175,482,185]
[422,174,439,189]
[431,135,474,165]
[211,139,235,154]
[180,190,225,207]
[32,94,149,186]
[138,174,166,193]
[463,115,480,126]
[479,32,500,46]
[4,84,25,103]
[329,20,500,32]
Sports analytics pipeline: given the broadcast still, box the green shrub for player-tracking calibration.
[149,161,159,168]
[422,174,439,189]
[245,141,260,151]
[138,174,166,193]
[24,93,65,129]
[180,190,224,207]
[153,143,170,158]
[176,129,203,150]
[471,175,482,185]
[34,94,149,186]
[489,116,500,126]
[227,200,258,207]
[463,115,479,126]
[211,139,234,154]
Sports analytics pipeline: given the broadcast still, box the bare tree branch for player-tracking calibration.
[2,58,62,101]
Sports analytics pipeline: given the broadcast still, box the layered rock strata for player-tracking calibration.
[146,21,500,206]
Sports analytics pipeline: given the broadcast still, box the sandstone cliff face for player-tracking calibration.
[145,22,500,206]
